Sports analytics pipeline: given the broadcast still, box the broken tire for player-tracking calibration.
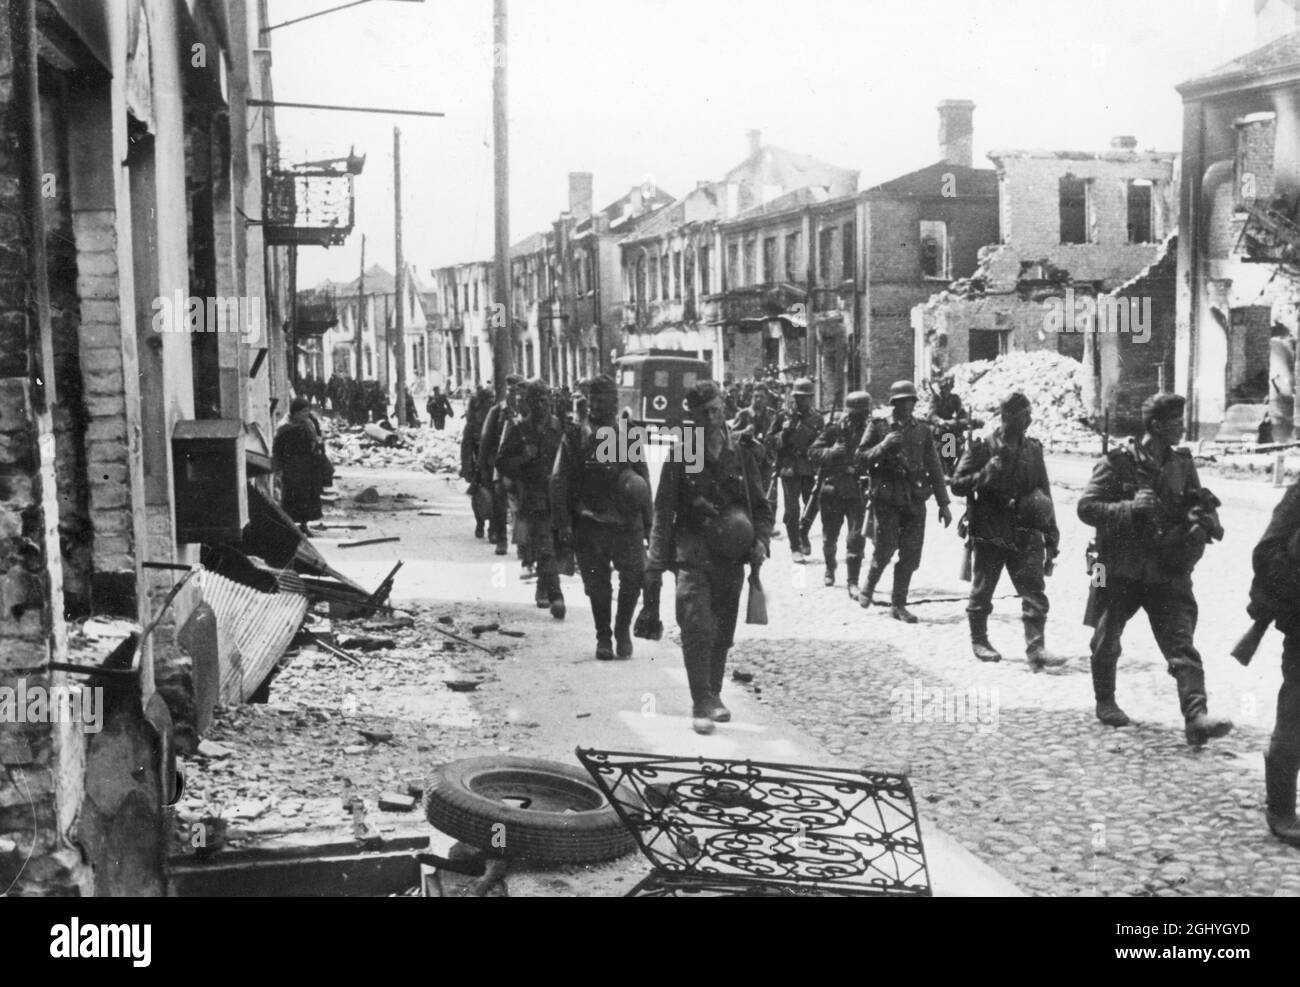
[423,756,634,864]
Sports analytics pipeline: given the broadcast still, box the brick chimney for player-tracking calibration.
[1256,0,1300,46]
[747,129,762,157]
[1110,135,1138,151]
[568,172,593,223]
[937,100,975,169]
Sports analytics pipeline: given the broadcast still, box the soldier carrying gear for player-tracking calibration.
[773,377,824,563]
[551,374,651,661]
[1243,479,1300,846]
[1077,392,1233,746]
[478,373,526,555]
[951,391,1065,669]
[809,390,873,598]
[732,381,779,523]
[928,374,970,478]
[645,380,774,735]
[855,380,953,622]
[496,378,567,618]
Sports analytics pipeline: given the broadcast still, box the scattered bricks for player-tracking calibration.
[732,668,755,683]
[470,622,499,636]
[444,679,480,692]
[378,792,416,813]
[354,487,380,505]
[357,729,393,744]
[196,740,235,759]
[497,629,525,638]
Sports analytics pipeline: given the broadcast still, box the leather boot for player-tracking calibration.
[799,524,813,558]
[613,582,639,659]
[591,590,613,660]
[969,612,1002,663]
[846,557,862,601]
[706,645,732,722]
[1095,697,1131,727]
[1265,748,1300,847]
[823,564,835,587]
[859,563,882,609]
[1024,615,1066,668]
[686,646,716,734]
[1174,665,1233,745]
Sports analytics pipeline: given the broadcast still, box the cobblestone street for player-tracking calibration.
[727,456,1300,896]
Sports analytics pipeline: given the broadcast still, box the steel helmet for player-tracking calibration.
[705,505,755,561]
[615,469,651,516]
[845,391,873,413]
[791,377,815,396]
[888,380,918,403]
[1016,489,1055,531]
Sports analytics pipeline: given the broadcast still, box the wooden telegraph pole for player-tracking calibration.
[492,0,513,397]
[394,127,407,425]
[356,234,366,379]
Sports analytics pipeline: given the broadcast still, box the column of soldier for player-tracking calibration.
[455,370,1300,848]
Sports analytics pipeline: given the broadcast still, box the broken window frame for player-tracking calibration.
[1126,179,1154,245]
[1058,175,1095,246]
[919,219,950,280]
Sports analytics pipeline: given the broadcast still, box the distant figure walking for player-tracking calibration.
[274,396,323,535]
[427,387,454,430]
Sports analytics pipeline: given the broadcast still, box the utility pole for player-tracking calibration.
[491,0,513,397]
[394,127,407,425]
[355,235,366,379]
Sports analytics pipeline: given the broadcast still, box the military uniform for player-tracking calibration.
[1247,481,1300,842]
[732,399,778,521]
[551,418,652,658]
[951,423,1058,664]
[808,397,871,593]
[478,382,523,551]
[496,405,566,614]
[647,428,773,719]
[773,387,823,552]
[1077,433,1224,734]
[929,388,968,477]
[855,409,950,610]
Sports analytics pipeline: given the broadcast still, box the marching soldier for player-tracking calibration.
[951,392,1065,668]
[928,373,970,478]
[1077,392,1232,745]
[773,377,823,563]
[551,375,652,661]
[1246,479,1300,845]
[496,378,566,618]
[808,391,873,597]
[645,381,773,735]
[732,382,778,527]
[855,380,952,622]
[478,373,525,555]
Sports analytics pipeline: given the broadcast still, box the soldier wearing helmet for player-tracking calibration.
[951,391,1064,668]
[1077,391,1233,746]
[551,374,652,660]
[774,376,824,562]
[478,373,527,555]
[645,380,774,735]
[928,373,970,478]
[809,391,873,598]
[854,380,952,622]
[496,378,567,618]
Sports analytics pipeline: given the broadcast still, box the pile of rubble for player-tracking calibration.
[322,414,464,475]
[922,350,1098,449]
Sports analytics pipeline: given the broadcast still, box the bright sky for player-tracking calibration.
[269,0,1259,287]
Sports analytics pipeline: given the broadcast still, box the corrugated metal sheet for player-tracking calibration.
[198,570,308,705]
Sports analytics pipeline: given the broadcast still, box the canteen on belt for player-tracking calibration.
[705,505,754,561]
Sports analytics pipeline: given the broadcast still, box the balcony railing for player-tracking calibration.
[295,289,338,337]
[265,168,356,248]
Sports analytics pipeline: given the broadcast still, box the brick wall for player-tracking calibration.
[0,0,89,894]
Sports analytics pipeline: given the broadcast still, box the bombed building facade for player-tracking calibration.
[913,139,1179,431]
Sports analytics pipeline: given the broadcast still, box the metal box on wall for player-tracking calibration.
[172,420,248,544]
